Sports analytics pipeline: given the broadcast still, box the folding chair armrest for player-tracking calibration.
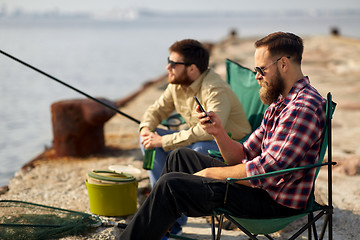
[208,149,223,158]
[226,162,336,183]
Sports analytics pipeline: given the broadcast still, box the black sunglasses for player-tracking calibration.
[167,57,190,68]
[254,56,290,76]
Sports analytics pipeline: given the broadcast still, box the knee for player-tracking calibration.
[167,147,189,163]
[169,147,186,155]
[156,172,185,190]
[165,148,182,172]
[167,147,197,163]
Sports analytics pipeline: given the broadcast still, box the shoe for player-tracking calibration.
[162,222,182,239]
[170,222,182,236]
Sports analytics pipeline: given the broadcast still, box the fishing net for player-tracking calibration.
[0,200,101,240]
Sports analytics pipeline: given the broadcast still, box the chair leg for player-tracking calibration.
[308,213,319,240]
[225,214,259,240]
[319,213,330,240]
[264,234,275,240]
[211,215,216,240]
[328,211,333,240]
[308,214,312,240]
[321,207,333,240]
[311,214,319,240]
[216,214,224,240]
[289,211,325,240]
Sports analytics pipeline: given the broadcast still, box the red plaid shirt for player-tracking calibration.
[243,77,326,209]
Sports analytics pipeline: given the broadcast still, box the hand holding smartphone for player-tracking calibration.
[193,96,212,123]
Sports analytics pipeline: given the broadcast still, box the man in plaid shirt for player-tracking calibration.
[121,32,326,240]
[243,76,326,209]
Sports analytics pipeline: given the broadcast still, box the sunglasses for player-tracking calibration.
[167,57,190,69]
[254,56,290,76]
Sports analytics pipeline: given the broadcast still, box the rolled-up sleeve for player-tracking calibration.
[139,86,175,131]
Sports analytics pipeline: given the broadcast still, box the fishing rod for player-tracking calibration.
[0,49,141,124]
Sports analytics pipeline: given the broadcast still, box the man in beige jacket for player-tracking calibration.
[139,38,250,235]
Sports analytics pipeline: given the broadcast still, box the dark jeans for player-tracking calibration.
[120,148,302,240]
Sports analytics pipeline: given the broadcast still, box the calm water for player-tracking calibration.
[1,12,359,187]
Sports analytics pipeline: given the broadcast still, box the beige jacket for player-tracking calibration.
[139,69,251,151]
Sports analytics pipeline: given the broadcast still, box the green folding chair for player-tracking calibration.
[208,59,268,157]
[225,59,268,132]
[211,92,336,240]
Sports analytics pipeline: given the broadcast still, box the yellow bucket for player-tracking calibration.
[86,170,138,217]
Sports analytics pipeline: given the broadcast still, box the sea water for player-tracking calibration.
[0,11,359,187]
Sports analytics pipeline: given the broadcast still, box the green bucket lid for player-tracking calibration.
[87,170,136,183]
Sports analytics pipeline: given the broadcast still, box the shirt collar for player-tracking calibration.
[275,76,310,106]
[187,68,211,93]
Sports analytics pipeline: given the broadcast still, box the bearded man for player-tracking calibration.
[124,33,325,240]
[138,39,250,235]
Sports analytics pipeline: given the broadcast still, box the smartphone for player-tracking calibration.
[193,96,212,123]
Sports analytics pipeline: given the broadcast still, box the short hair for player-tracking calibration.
[255,32,303,64]
[169,39,209,73]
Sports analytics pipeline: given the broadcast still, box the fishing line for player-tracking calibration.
[0,49,141,124]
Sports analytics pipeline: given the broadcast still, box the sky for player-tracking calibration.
[1,0,359,14]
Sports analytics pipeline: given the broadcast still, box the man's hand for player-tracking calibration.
[195,105,245,166]
[193,168,216,179]
[140,128,163,149]
[140,127,151,138]
[196,105,226,137]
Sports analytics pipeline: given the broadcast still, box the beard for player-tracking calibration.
[259,68,285,105]
[168,68,193,86]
